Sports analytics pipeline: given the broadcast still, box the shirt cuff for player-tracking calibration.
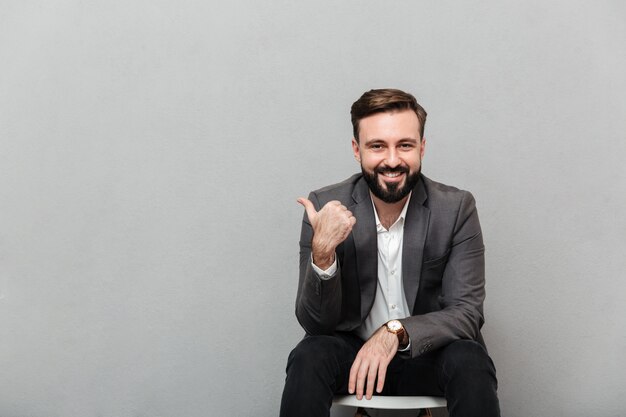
[398,338,411,352]
[311,254,337,280]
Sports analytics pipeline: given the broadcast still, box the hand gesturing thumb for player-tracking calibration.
[297,197,356,270]
[297,197,318,223]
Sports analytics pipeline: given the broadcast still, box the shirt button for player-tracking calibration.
[391,270,395,275]
[391,304,396,309]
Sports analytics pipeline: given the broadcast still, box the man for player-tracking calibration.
[280,89,500,417]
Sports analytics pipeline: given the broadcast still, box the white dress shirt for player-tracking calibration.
[312,193,412,346]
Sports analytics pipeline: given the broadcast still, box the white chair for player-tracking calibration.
[333,395,447,416]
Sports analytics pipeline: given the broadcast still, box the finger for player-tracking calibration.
[355,362,369,400]
[348,357,361,394]
[297,197,317,221]
[366,362,378,400]
[376,361,388,394]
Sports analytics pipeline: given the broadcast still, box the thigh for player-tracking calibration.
[286,332,363,394]
[385,352,444,396]
[387,340,493,396]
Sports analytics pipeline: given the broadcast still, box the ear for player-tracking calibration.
[420,137,426,159]
[351,138,361,162]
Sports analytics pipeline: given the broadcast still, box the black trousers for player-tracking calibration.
[279,332,500,417]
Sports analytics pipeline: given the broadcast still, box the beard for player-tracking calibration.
[362,164,421,203]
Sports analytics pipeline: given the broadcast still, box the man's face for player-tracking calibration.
[352,110,426,204]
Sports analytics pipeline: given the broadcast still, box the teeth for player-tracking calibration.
[383,172,402,177]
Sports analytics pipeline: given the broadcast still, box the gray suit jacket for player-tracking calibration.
[296,173,486,358]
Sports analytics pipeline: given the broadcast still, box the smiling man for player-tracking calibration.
[280,89,500,417]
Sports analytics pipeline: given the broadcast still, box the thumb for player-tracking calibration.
[297,197,317,221]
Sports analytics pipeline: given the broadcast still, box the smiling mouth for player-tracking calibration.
[376,167,408,183]
[380,172,404,178]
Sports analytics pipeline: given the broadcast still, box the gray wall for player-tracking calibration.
[1,1,625,416]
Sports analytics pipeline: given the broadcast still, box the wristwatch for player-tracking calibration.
[385,320,408,348]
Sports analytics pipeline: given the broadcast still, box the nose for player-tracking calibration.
[384,148,400,167]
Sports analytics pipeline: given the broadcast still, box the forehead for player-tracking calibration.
[358,110,421,141]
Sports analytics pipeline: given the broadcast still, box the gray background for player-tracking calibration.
[1,1,625,416]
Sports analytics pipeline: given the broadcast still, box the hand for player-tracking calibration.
[297,198,356,270]
[348,326,398,400]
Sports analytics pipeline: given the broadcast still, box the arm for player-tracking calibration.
[295,193,356,335]
[401,191,486,357]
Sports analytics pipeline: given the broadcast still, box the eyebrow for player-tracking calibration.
[363,137,419,145]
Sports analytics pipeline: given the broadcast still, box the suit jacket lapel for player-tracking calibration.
[349,178,378,322]
[402,177,430,313]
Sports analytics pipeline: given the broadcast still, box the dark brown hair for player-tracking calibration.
[350,89,427,142]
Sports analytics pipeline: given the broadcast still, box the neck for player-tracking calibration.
[371,193,408,230]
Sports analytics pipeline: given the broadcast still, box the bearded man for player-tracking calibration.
[279,89,500,417]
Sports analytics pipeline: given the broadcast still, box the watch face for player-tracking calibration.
[387,320,402,332]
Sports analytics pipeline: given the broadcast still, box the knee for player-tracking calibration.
[286,335,346,374]
[440,340,496,380]
[439,340,500,415]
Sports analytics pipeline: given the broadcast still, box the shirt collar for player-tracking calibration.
[371,192,412,232]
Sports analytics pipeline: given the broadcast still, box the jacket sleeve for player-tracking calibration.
[400,191,486,357]
[294,192,343,335]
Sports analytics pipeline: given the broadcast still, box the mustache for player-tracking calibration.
[374,166,409,174]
